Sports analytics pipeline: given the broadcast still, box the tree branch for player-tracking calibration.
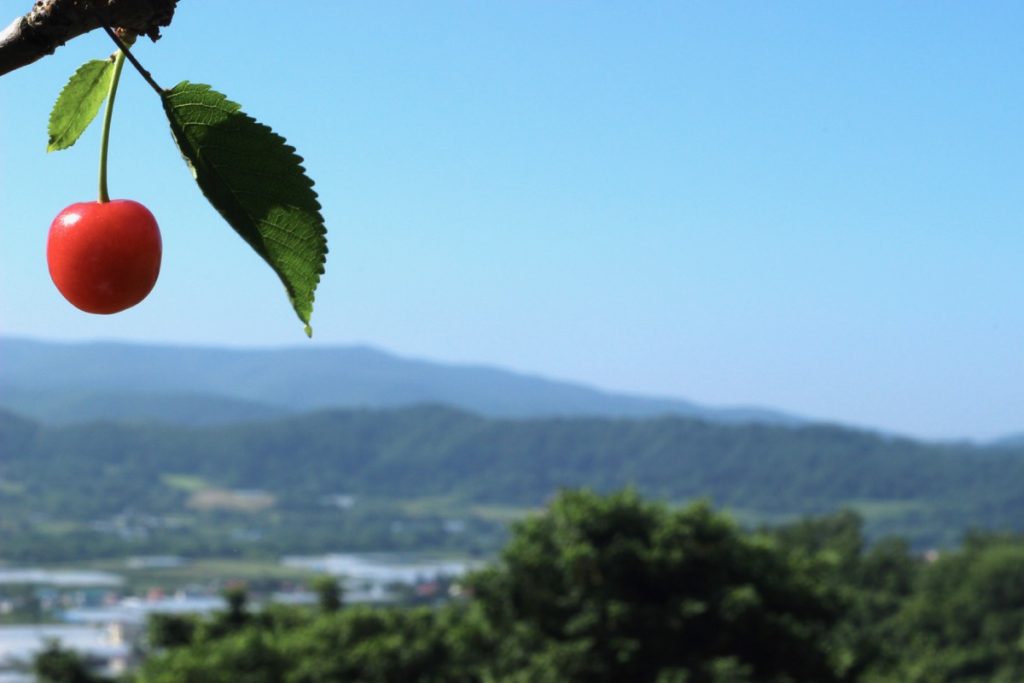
[0,0,178,78]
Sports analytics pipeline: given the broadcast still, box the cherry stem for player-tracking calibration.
[100,24,164,96]
[98,49,127,204]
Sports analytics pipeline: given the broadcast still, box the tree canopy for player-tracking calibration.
[35,488,1024,682]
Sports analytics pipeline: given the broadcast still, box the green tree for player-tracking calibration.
[310,575,343,614]
[136,628,287,683]
[33,640,111,683]
[136,489,1024,682]
[148,613,199,649]
[469,489,845,683]
[877,536,1024,682]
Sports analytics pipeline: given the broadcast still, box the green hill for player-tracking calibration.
[1,406,1022,557]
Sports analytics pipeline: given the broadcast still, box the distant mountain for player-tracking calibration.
[0,337,799,427]
[0,386,291,427]
[992,433,1024,448]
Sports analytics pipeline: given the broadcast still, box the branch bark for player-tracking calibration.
[0,0,177,77]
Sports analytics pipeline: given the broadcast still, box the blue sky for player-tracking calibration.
[1,2,1021,440]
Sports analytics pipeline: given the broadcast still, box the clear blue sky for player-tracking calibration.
[1,2,1021,440]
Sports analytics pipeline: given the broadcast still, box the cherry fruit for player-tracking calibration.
[47,199,162,314]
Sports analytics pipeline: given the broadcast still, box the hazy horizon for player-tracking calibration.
[1,333,1018,444]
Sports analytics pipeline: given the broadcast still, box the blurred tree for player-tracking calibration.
[470,489,845,683]
[136,628,286,683]
[877,537,1024,682]
[33,640,110,683]
[130,490,1024,682]
[147,613,199,649]
[310,575,343,614]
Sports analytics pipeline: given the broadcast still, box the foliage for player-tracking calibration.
[310,575,343,613]
[135,605,475,683]
[33,640,110,683]
[46,58,114,152]
[869,536,1024,682]
[469,490,844,683]
[161,83,327,334]
[44,40,328,333]
[27,488,1014,683]
[130,490,851,683]
[148,613,200,649]
[2,406,1023,562]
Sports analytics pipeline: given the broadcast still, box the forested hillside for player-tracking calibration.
[2,406,1023,557]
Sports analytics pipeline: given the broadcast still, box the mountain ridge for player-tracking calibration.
[0,336,800,427]
[2,403,1023,552]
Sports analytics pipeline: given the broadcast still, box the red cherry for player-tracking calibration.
[47,199,162,314]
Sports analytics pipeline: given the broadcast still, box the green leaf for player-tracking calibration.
[47,59,115,152]
[161,82,328,335]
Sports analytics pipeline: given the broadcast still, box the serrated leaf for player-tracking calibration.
[161,82,328,335]
[47,59,115,152]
